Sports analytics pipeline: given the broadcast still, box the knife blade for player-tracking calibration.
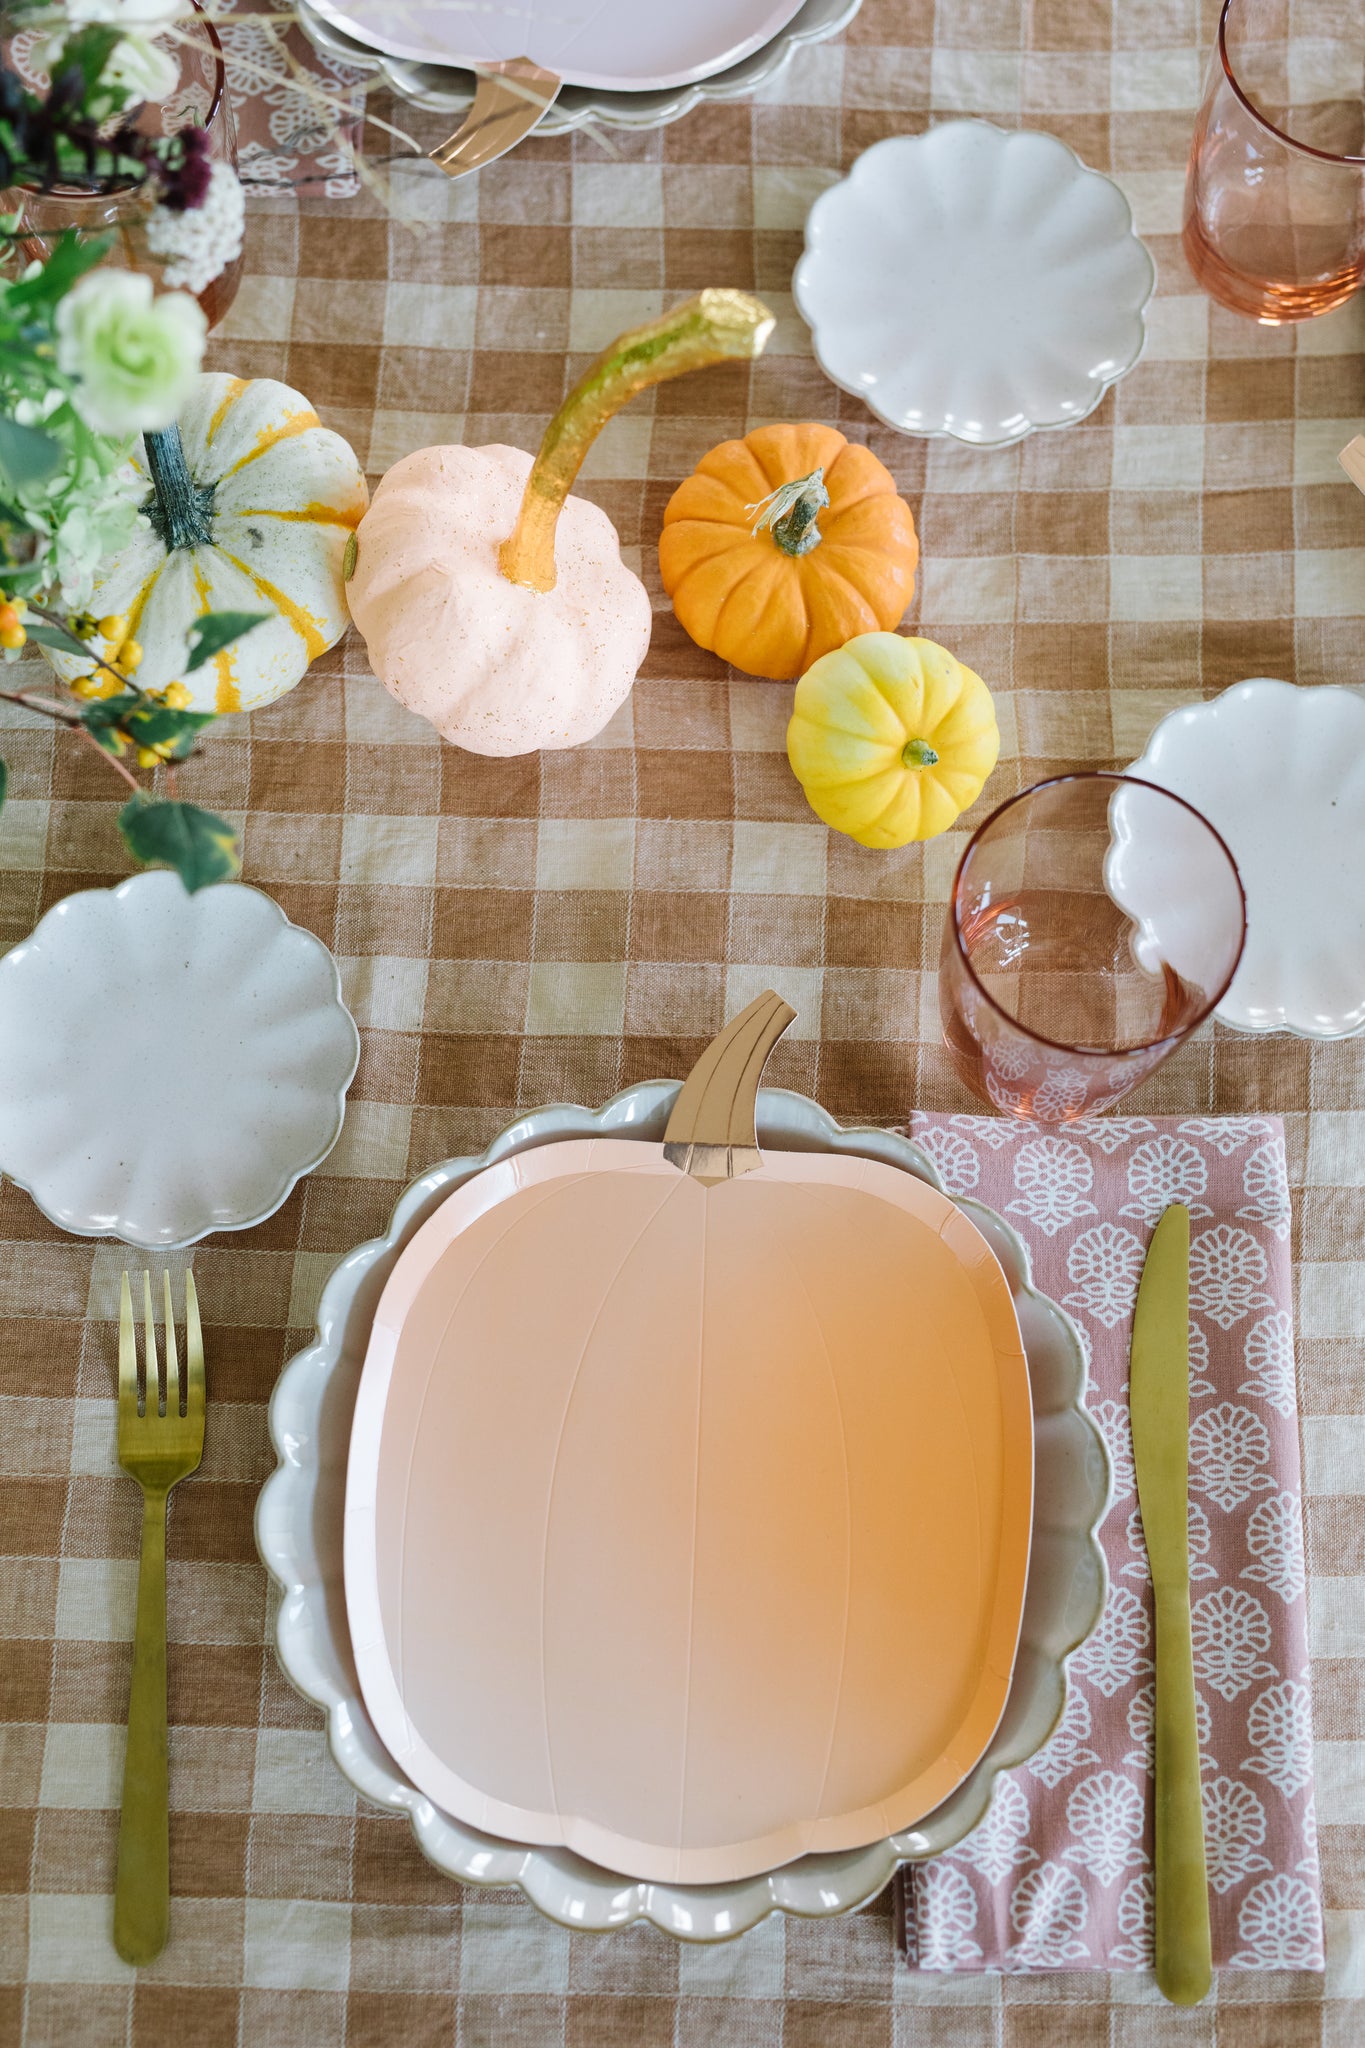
[1130,1202,1211,2006]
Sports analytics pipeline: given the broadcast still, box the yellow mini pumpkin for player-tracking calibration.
[787,633,1000,849]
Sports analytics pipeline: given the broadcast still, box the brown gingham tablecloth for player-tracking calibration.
[3,0,1365,2041]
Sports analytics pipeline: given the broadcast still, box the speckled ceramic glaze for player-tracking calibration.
[0,872,359,1248]
[794,121,1155,447]
[258,1086,1111,1938]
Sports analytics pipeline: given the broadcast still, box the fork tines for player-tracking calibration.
[117,1271,205,1423]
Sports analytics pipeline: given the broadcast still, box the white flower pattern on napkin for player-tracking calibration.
[1242,1680,1314,1796]
[902,1115,1322,1976]
[1006,1137,1098,1236]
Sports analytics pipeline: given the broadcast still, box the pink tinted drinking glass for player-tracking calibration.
[938,775,1247,1123]
[3,4,241,328]
[1184,0,1365,320]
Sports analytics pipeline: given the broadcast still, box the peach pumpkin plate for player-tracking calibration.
[258,1024,1113,1933]
[343,996,1037,1886]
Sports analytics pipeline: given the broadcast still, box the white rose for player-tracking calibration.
[63,0,189,26]
[35,24,179,107]
[55,270,206,438]
[102,32,181,104]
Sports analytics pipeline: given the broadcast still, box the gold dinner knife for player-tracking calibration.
[1130,1202,1211,2005]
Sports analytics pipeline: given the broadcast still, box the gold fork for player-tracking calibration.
[114,1271,205,1966]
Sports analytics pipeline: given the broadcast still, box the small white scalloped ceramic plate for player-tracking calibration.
[0,871,359,1248]
[1124,678,1365,1038]
[793,121,1155,447]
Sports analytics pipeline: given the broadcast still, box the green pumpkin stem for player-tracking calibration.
[747,467,829,558]
[143,424,215,553]
[902,737,940,769]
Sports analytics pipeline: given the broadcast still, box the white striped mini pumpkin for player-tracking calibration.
[46,372,368,713]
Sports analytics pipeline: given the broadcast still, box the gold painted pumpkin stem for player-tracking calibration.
[746,467,830,558]
[498,288,775,594]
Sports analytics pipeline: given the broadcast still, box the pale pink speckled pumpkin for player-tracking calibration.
[347,444,651,757]
[344,291,774,759]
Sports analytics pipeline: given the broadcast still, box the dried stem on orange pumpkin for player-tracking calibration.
[498,288,776,595]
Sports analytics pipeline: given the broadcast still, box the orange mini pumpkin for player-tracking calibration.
[658,422,918,681]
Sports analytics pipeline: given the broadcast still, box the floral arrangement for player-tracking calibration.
[0,3,264,890]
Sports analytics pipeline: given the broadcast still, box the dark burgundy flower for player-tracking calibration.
[157,125,213,212]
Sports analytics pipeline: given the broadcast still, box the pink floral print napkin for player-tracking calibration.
[893,1113,1324,1974]
[219,4,365,199]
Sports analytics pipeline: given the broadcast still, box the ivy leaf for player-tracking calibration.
[77,689,140,755]
[185,610,271,675]
[0,416,64,491]
[118,796,240,893]
[5,228,110,310]
[22,618,98,662]
[79,690,216,762]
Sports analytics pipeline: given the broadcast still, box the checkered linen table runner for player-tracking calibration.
[2,0,1365,2040]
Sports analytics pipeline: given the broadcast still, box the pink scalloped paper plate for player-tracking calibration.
[343,1137,1032,1887]
[305,0,805,91]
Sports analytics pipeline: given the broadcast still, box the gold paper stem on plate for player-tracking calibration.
[498,288,775,594]
[662,988,795,1185]
[428,56,561,179]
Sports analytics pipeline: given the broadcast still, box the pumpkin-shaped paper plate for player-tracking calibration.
[344,994,1032,1885]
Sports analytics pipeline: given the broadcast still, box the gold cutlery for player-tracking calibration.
[113,1272,205,1967]
[1130,1203,1211,2005]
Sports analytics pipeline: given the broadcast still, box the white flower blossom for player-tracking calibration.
[102,30,180,104]
[36,26,179,107]
[145,162,246,295]
[56,269,205,436]
[61,0,189,27]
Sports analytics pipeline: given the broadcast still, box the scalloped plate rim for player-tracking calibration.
[792,119,1156,448]
[1125,676,1365,1039]
[0,873,360,1249]
[293,0,862,128]
[301,0,807,92]
[256,1084,1112,1939]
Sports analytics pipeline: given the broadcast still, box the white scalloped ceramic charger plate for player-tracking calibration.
[257,1087,1111,1938]
[0,871,359,1248]
[1125,679,1365,1038]
[303,0,805,90]
[793,121,1155,447]
[296,0,860,130]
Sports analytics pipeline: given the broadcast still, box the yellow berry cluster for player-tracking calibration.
[0,592,28,653]
[69,614,145,702]
[133,681,195,767]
